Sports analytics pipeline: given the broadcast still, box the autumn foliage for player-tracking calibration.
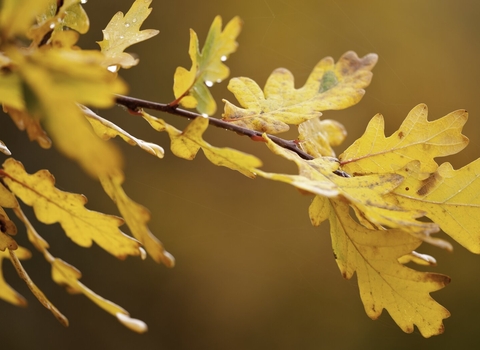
[0,0,478,338]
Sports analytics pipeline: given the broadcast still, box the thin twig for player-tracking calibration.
[115,94,314,160]
[114,95,350,177]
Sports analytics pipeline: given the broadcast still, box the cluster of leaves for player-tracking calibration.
[0,0,479,338]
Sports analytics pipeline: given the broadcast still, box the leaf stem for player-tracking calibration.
[114,94,314,160]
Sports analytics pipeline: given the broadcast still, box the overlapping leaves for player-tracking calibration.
[173,16,242,115]
[0,0,479,340]
[222,51,378,133]
[255,102,478,336]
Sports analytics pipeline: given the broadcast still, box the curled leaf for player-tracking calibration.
[83,106,164,159]
[142,112,262,178]
[99,171,175,267]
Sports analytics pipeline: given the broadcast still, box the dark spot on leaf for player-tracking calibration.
[319,70,338,93]
[405,187,409,191]
[398,131,404,139]
[417,171,442,196]
[333,251,338,259]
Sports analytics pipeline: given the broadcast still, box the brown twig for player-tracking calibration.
[114,94,314,160]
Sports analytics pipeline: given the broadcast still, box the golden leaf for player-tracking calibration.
[1,158,142,259]
[391,159,480,253]
[142,112,262,178]
[222,51,377,134]
[329,199,450,337]
[340,104,469,175]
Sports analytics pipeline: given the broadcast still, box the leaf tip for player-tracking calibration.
[116,312,148,333]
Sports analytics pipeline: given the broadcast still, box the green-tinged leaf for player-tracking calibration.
[0,0,51,39]
[2,158,142,259]
[173,16,242,115]
[98,0,159,69]
[99,171,175,267]
[142,112,262,178]
[222,51,377,134]
[29,0,90,46]
[329,199,450,338]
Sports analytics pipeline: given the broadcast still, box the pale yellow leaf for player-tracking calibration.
[99,171,175,267]
[9,249,69,326]
[83,106,164,159]
[298,118,347,157]
[98,0,159,69]
[223,51,377,134]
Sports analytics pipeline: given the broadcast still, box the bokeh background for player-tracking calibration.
[2,0,480,349]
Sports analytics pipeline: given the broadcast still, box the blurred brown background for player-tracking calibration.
[2,0,480,349]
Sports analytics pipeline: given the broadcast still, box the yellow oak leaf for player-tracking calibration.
[9,249,69,326]
[173,16,242,115]
[329,199,450,338]
[257,135,437,234]
[0,0,51,39]
[222,51,378,134]
[29,0,90,46]
[12,47,126,177]
[0,246,31,306]
[50,257,147,333]
[142,112,262,178]
[1,158,142,259]
[309,195,330,226]
[99,171,175,267]
[97,0,159,70]
[391,159,480,253]
[340,104,469,175]
[0,70,24,110]
[83,106,164,159]
[11,203,145,332]
[298,118,347,157]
